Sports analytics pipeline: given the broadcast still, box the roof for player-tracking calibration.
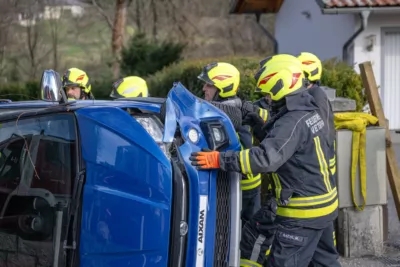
[319,0,400,8]
[0,99,164,121]
[230,0,284,14]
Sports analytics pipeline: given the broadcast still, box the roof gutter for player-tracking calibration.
[322,6,400,14]
[255,13,278,54]
[343,10,370,63]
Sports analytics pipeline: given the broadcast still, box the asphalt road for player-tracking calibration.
[340,132,400,267]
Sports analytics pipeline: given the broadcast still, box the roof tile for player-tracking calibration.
[321,0,400,8]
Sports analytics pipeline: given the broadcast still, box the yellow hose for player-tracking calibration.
[334,112,378,211]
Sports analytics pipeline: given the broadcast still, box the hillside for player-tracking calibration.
[0,0,275,82]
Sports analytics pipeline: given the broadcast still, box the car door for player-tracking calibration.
[76,106,173,267]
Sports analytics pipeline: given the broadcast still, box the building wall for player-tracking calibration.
[275,0,355,61]
[353,13,400,87]
[353,12,400,129]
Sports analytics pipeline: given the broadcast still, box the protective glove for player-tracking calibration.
[241,101,258,119]
[190,148,220,170]
[243,112,265,128]
[252,196,278,233]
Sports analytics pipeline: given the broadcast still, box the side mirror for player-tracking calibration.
[40,69,68,104]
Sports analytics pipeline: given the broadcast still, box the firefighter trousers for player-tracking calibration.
[240,195,277,267]
[265,222,341,267]
[241,186,261,226]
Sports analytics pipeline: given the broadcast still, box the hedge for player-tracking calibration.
[147,56,366,111]
[0,57,366,110]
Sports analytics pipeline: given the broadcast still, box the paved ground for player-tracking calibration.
[340,132,400,267]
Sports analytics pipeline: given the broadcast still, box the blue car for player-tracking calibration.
[0,70,241,267]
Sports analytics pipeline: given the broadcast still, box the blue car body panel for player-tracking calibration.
[165,83,241,267]
[76,106,172,267]
[0,83,241,267]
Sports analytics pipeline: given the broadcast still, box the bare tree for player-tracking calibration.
[0,0,20,79]
[82,0,132,80]
[16,0,52,79]
[135,0,142,33]
[150,0,157,41]
[111,0,127,79]
[46,0,65,70]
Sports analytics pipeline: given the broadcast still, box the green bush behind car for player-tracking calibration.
[0,57,366,111]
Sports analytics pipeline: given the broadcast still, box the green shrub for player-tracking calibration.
[147,56,261,101]
[91,80,113,100]
[147,56,367,110]
[321,58,366,111]
[0,81,40,101]
[0,57,367,109]
[120,33,186,77]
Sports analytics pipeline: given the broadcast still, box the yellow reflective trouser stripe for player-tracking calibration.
[258,108,268,122]
[241,173,261,190]
[286,187,338,207]
[313,136,332,192]
[265,248,270,256]
[272,173,281,200]
[276,198,338,218]
[239,149,252,175]
[333,231,337,247]
[240,259,262,267]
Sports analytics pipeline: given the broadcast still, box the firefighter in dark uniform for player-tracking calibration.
[248,53,339,265]
[190,57,341,267]
[197,62,263,225]
[297,52,337,179]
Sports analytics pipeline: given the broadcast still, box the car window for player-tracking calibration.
[0,113,77,267]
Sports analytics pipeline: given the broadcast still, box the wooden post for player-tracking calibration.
[359,61,400,220]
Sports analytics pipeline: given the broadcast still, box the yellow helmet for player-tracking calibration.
[62,68,91,94]
[197,62,240,98]
[110,76,149,98]
[254,58,305,101]
[258,54,302,70]
[297,52,322,82]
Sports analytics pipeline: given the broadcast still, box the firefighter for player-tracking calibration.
[297,52,336,178]
[190,57,340,267]
[62,68,94,100]
[197,62,262,225]
[109,76,149,98]
[245,53,339,265]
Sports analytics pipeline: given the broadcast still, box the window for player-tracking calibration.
[0,113,77,266]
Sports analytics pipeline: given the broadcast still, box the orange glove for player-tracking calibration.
[190,148,220,170]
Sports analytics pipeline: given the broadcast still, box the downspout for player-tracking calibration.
[255,12,278,54]
[343,10,370,63]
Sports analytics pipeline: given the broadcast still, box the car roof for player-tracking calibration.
[0,98,166,121]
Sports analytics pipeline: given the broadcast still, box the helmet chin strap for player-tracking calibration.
[80,88,89,100]
[212,91,222,102]
[270,98,286,115]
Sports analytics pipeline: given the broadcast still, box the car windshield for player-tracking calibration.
[0,113,77,267]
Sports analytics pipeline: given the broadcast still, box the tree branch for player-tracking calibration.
[91,0,113,30]
[166,0,201,34]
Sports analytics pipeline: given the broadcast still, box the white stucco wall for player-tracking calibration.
[353,12,400,129]
[275,0,355,61]
[353,13,400,88]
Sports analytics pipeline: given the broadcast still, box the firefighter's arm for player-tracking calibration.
[219,115,305,174]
